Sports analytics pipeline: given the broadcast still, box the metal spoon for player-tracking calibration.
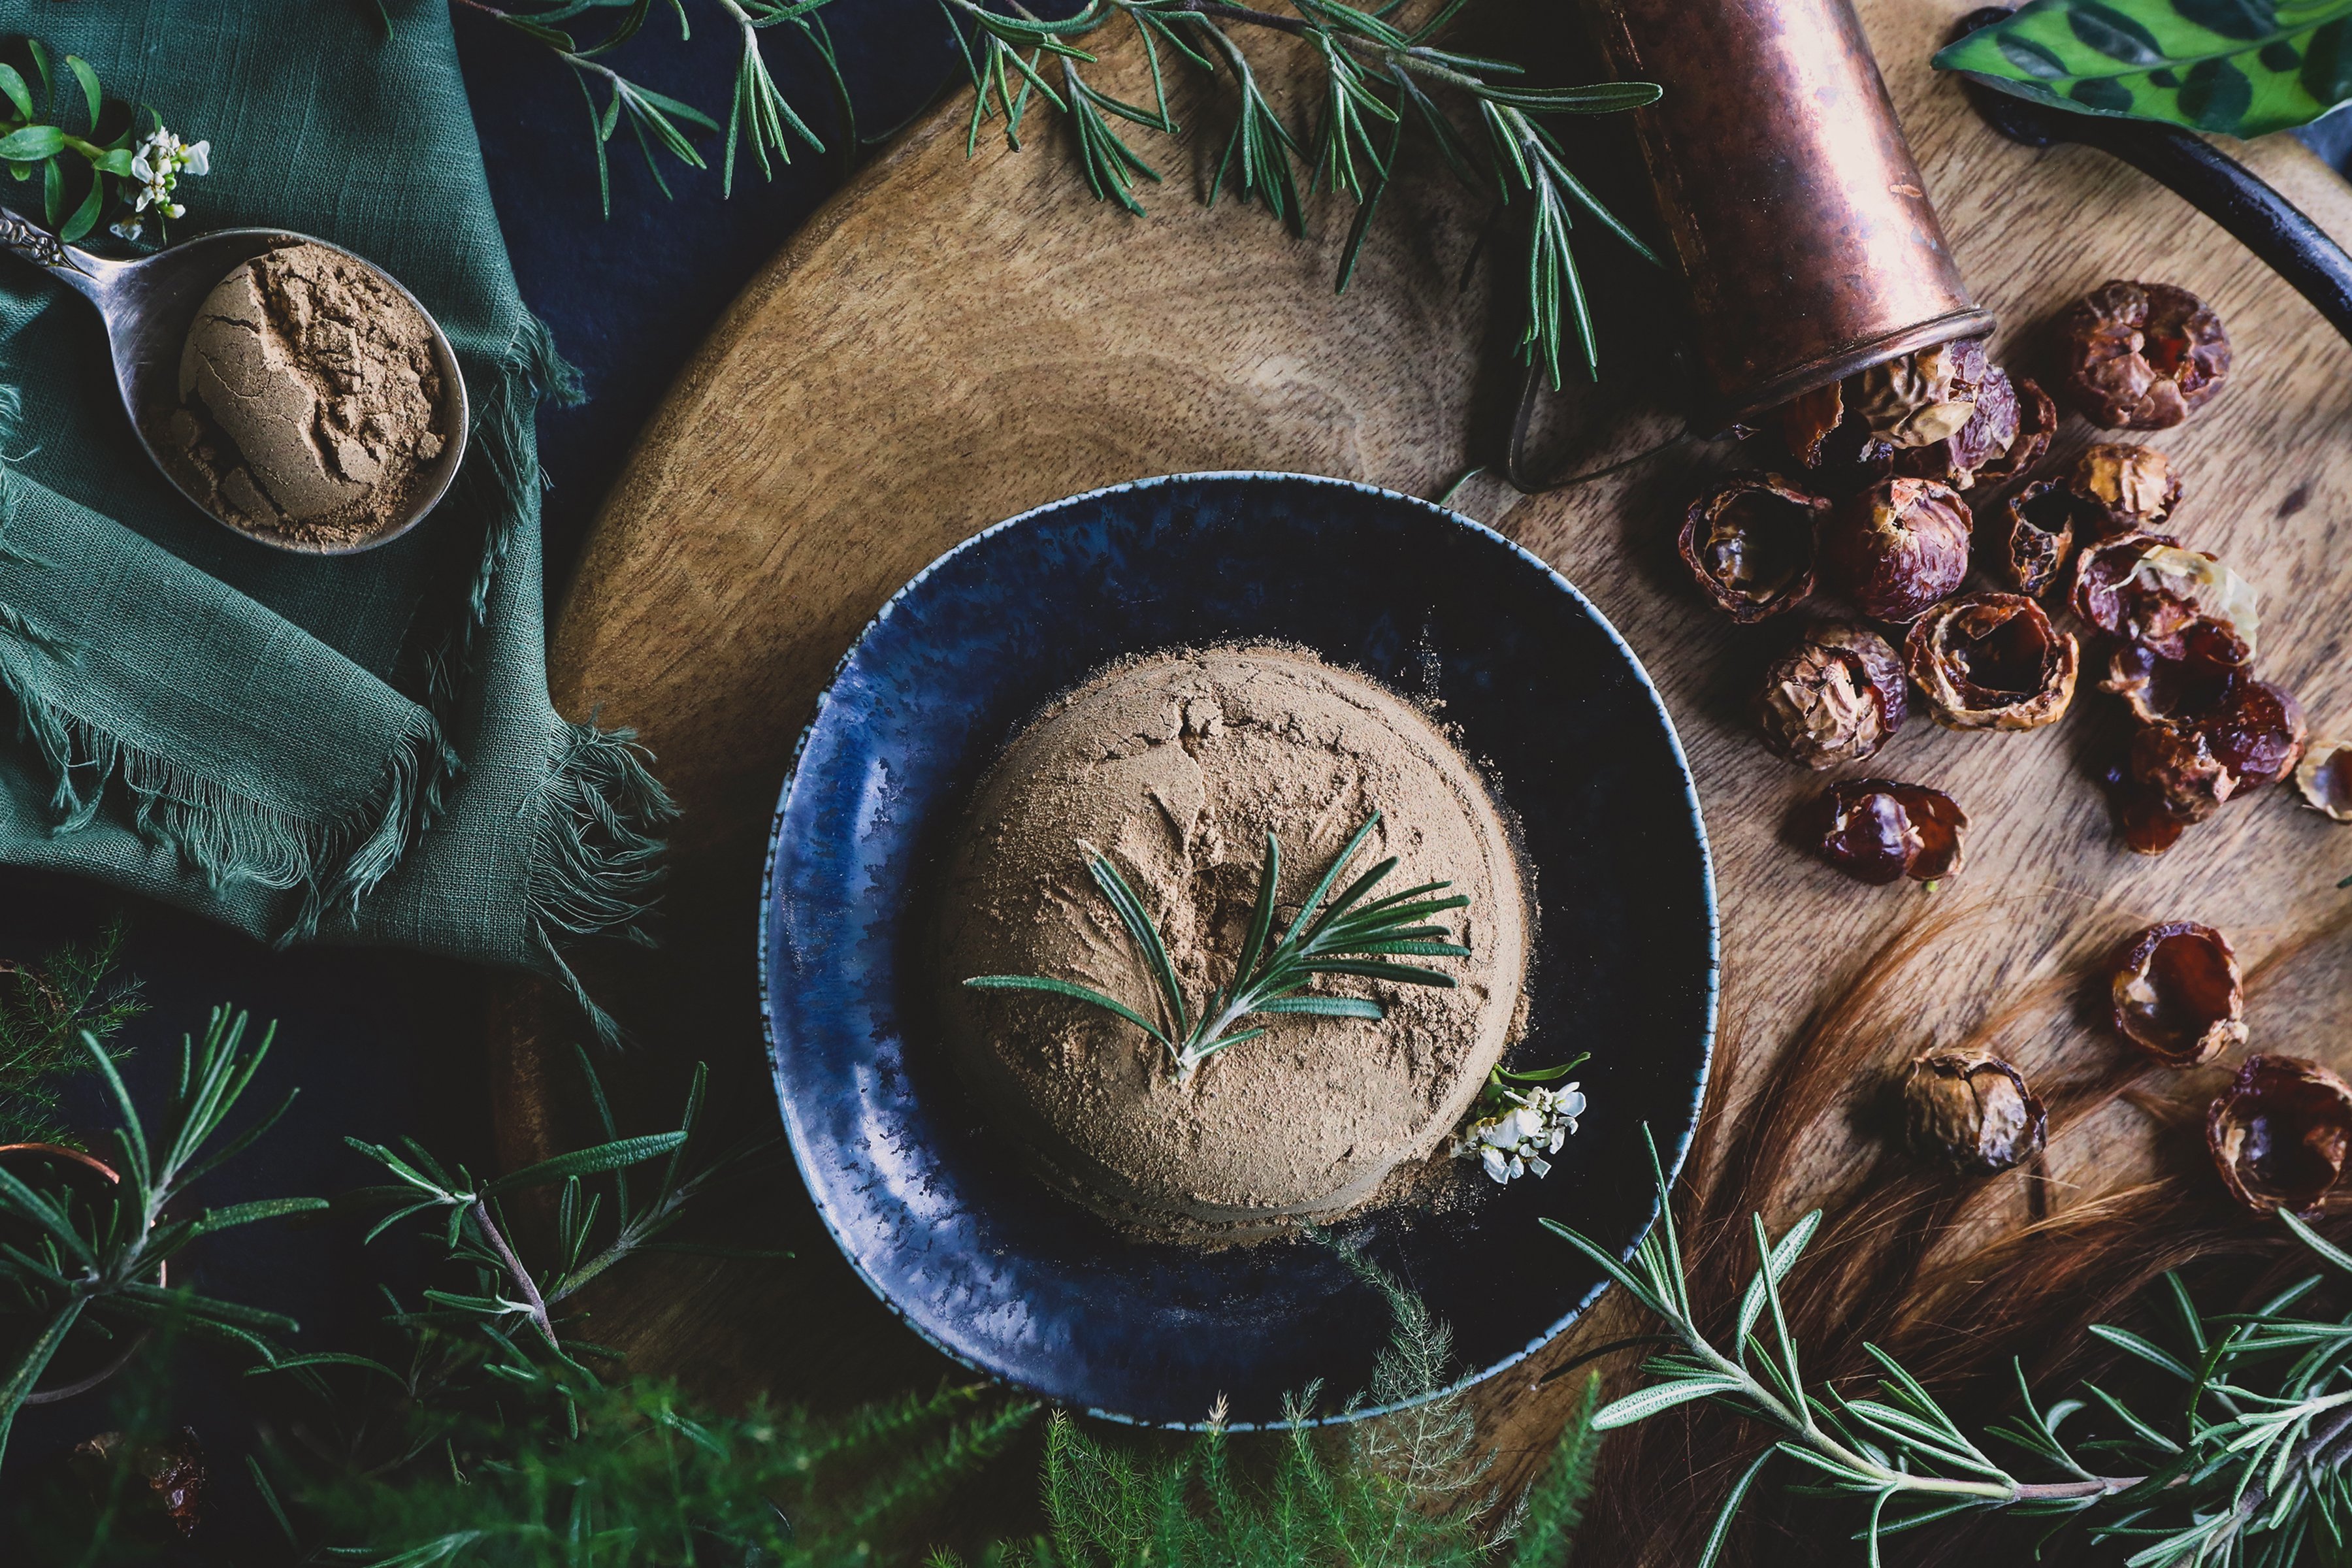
[0,211,468,556]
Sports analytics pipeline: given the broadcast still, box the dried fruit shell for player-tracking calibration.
[2208,1054,2352,1217]
[1896,362,2022,490]
[1823,477,1974,623]
[1778,382,1846,468]
[1755,623,1909,768]
[1904,593,2078,732]
[2296,738,2352,821]
[1903,1049,2048,1175]
[2110,921,2246,1068]
[2101,629,2242,727]
[1801,778,1967,885]
[1972,374,2056,486]
[1847,339,1985,449]
[1678,474,1829,623]
[2070,535,2258,662]
[1988,479,2080,597]
[2071,443,2181,538]
[2061,280,2231,431]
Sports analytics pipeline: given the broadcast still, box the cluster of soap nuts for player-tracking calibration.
[1899,917,2350,1220]
[1677,276,2344,879]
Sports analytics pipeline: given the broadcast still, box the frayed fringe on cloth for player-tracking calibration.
[0,322,676,1034]
[528,720,678,1047]
[0,589,443,941]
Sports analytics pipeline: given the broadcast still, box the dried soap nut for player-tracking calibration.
[2127,721,2234,828]
[2070,443,2181,537]
[1823,477,1974,623]
[1846,338,1987,449]
[2118,678,2306,842]
[1896,363,2022,489]
[2060,280,2231,430]
[1778,382,1846,468]
[1801,778,1967,885]
[1755,623,1909,768]
[1991,480,2082,596]
[2101,629,2242,727]
[71,1426,207,1538]
[2110,921,2246,1068]
[2208,1055,2352,1217]
[2296,738,2352,821]
[1904,593,2078,732]
[2200,679,2308,791]
[1973,374,2056,486]
[1678,474,1829,623]
[2070,534,2258,662]
[1903,1049,2048,1175]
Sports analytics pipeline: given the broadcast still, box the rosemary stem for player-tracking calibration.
[468,1198,561,1355]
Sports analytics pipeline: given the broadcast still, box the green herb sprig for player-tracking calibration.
[968,809,1468,1087]
[0,917,144,1149]
[449,0,1660,387]
[0,1009,325,1468]
[0,44,197,245]
[343,1045,777,1385]
[1548,1128,2352,1567]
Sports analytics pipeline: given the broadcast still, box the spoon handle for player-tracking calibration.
[0,211,112,306]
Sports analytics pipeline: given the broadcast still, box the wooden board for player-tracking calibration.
[495,0,2352,1521]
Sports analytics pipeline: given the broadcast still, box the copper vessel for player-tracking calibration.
[1580,0,1993,431]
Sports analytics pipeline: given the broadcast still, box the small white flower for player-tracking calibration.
[183,140,210,177]
[109,218,142,242]
[163,203,184,220]
[129,151,153,183]
[1452,1077,1590,1184]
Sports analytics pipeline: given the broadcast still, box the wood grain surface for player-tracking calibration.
[498,0,2352,1529]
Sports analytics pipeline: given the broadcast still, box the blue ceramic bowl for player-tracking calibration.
[762,472,1716,1429]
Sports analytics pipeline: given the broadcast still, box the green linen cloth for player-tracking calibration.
[0,1,670,1030]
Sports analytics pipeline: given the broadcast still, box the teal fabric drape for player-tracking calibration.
[0,1,670,1030]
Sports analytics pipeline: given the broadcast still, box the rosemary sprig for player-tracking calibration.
[1546,1128,2352,1567]
[464,0,1661,387]
[344,1045,778,1386]
[967,808,1469,1086]
[0,1010,326,1467]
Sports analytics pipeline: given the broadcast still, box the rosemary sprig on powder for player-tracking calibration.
[967,808,1469,1086]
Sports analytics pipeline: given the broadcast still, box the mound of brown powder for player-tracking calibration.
[934,646,1528,1242]
[154,240,449,550]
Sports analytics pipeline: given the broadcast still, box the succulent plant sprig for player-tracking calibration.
[968,808,1469,1087]
[1547,1128,2352,1567]
[0,41,206,244]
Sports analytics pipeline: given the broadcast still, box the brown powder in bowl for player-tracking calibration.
[934,646,1529,1243]
[152,240,449,551]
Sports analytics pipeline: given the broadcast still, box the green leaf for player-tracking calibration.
[0,64,31,122]
[1591,1375,1744,1429]
[0,125,65,163]
[193,1197,329,1235]
[66,56,101,127]
[1249,995,1384,1019]
[964,974,1171,1046]
[1736,1209,1821,1351]
[59,175,102,244]
[90,146,133,176]
[1695,1450,1771,1568]
[2087,1323,2197,1381]
[482,1132,685,1195]
[1933,0,2352,138]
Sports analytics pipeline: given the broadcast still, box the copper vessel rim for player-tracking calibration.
[1699,306,1998,435]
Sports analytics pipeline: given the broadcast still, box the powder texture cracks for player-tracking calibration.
[935,646,1529,1242]
[155,241,448,548]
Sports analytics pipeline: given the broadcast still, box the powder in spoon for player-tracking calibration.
[152,240,449,550]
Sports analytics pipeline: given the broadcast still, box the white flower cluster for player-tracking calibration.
[110,125,210,242]
[1452,1082,1585,1184]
